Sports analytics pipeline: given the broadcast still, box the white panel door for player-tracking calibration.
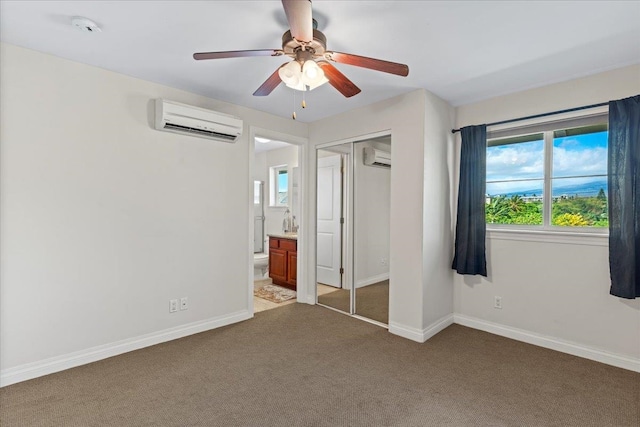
[317,155,342,287]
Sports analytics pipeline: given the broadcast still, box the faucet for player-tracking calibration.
[282,208,292,233]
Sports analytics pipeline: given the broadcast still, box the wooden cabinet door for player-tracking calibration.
[269,237,279,249]
[287,251,297,285]
[269,248,287,283]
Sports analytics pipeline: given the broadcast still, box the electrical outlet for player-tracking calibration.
[169,299,178,313]
[494,296,502,309]
[180,297,188,310]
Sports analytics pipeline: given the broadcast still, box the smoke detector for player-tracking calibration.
[71,16,102,33]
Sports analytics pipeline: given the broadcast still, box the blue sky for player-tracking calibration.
[486,131,608,196]
[553,132,608,177]
[278,171,288,192]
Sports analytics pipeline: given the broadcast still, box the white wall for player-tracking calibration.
[0,43,307,384]
[453,64,640,369]
[423,92,456,329]
[253,151,268,183]
[354,140,390,287]
[308,89,455,341]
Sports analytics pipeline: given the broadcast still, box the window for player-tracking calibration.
[269,165,288,207]
[486,134,544,225]
[486,115,608,230]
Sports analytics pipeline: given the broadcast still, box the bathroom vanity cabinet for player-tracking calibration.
[269,235,297,290]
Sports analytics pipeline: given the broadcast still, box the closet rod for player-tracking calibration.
[451,101,608,134]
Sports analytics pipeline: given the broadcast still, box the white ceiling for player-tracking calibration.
[1,1,639,123]
[254,137,293,153]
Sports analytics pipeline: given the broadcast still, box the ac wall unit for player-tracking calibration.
[363,147,391,168]
[154,99,243,142]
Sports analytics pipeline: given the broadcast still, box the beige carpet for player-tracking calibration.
[1,304,638,426]
[254,284,296,303]
[318,280,389,324]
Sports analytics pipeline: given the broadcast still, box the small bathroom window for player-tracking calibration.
[270,165,288,207]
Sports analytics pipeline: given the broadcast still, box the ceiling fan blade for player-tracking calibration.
[325,51,409,77]
[317,61,361,98]
[282,0,313,42]
[193,49,283,60]
[253,64,286,96]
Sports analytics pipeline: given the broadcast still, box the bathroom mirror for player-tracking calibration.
[254,180,264,253]
[291,166,299,229]
[316,143,353,314]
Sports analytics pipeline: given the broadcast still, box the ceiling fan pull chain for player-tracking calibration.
[292,90,297,120]
[302,90,307,109]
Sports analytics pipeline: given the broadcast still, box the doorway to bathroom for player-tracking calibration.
[251,131,305,314]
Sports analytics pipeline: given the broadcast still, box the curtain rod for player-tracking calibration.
[450,101,609,134]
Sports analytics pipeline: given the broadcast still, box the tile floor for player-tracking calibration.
[317,283,341,296]
[253,278,297,313]
[253,281,341,313]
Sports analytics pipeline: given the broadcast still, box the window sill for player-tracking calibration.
[486,228,608,246]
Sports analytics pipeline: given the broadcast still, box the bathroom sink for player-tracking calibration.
[267,232,297,239]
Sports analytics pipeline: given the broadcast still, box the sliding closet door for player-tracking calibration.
[316,136,390,324]
[316,144,353,314]
[353,137,391,325]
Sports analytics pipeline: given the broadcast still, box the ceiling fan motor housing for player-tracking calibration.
[282,29,327,58]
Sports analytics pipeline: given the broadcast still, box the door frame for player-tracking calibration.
[248,127,309,315]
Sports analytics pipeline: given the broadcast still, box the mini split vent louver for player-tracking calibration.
[154,99,243,142]
[363,147,391,168]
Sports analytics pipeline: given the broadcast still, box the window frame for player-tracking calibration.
[485,108,609,240]
[269,165,289,208]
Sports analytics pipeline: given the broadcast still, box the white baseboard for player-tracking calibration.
[1,310,252,387]
[454,314,640,373]
[355,273,390,289]
[389,314,454,343]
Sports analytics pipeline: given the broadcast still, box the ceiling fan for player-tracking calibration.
[193,0,409,99]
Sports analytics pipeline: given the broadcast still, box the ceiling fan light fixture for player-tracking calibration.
[306,74,328,91]
[302,60,319,79]
[301,60,327,90]
[278,59,328,92]
[286,80,307,92]
[278,61,302,87]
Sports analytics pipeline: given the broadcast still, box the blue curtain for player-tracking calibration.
[452,125,487,277]
[608,95,640,299]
